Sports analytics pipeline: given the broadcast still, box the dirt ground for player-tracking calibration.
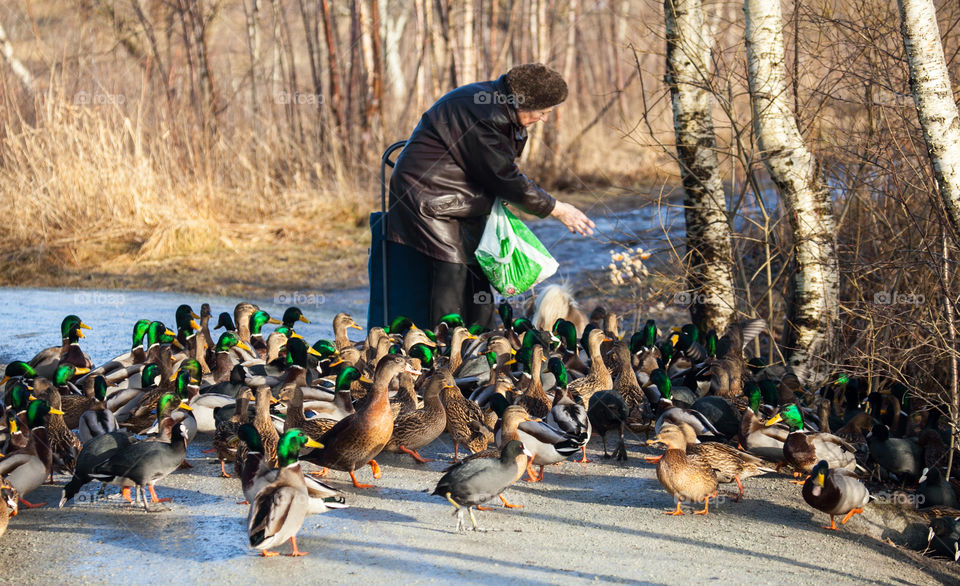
[2,432,958,585]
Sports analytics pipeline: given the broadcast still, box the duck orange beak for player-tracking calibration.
[268,318,282,324]
[765,413,783,427]
[299,316,311,324]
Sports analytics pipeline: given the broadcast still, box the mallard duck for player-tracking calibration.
[867,423,922,483]
[766,403,858,478]
[648,426,719,515]
[59,430,131,507]
[444,326,477,375]
[89,420,188,511]
[247,428,324,556]
[497,405,583,482]
[246,310,280,360]
[78,376,118,443]
[212,388,255,478]
[441,378,493,461]
[587,391,628,462]
[51,363,89,396]
[567,328,613,405]
[0,399,62,508]
[0,478,17,538]
[121,369,194,432]
[2,361,36,391]
[144,393,197,443]
[107,363,163,419]
[514,344,551,420]
[237,424,344,513]
[655,423,774,501]
[611,341,645,413]
[547,358,592,463]
[30,315,92,380]
[40,389,82,478]
[234,302,260,345]
[332,312,363,351]
[385,371,450,463]
[283,387,340,443]
[301,355,418,488]
[432,439,531,532]
[740,382,790,462]
[646,369,698,412]
[281,306,311,329]
[802,460,870,530]
[61,374,106,430]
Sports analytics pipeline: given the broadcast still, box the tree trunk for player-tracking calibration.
[0,20,33,93]
[462,0,475,83]
[382,0,408,103]
[665,0,736,335]
[898,0,960,245]
[745,0,839,383]
[320,0,346,133]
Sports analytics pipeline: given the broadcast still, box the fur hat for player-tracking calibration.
[504,63,568,111]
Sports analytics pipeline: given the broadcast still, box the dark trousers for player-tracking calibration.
[371,241,496,330]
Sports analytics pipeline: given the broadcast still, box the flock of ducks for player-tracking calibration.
[0,286,959,561]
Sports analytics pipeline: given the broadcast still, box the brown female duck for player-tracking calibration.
[302,355,419,488]
[234,386,279,476]
[441,380,494,461]
[568,328,613,405]
[212,387,255,477]
[384,371,450,463]
[648,425,719,515]
[515,344,550,420]
[41,387,82,479]
[655,423,773,501]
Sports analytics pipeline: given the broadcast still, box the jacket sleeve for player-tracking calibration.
[456,118,556,218]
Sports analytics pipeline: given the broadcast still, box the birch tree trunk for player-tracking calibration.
[745,0,839,383]
[0,20,33,93]
[381,0,408,102]
[665,0,735,334]
[898,0,960,244]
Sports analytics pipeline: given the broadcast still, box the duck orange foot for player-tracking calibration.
[350,470,374,489]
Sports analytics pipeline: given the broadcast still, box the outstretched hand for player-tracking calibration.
[550,201,596,236]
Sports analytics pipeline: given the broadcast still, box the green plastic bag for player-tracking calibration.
[475,198,559,296]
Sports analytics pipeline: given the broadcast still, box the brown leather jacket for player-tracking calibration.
[386,75,556,264]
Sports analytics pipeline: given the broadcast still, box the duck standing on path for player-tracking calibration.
[302,355,420,488]
[432,440,532,533]
[384,371,451,463]
[247,429,325,557]
[802,460,870,531]
[648,425,719,515]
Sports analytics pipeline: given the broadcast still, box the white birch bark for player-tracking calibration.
[898,0,960,243]
[0,21,33,93]
[380,0,408,99]
[745,0,839,384]
[665,0,736,334]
